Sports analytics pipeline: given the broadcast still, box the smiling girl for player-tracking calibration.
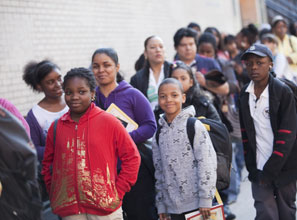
[42,68,140,220]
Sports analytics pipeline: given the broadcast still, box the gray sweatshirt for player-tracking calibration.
[152,106,217,214]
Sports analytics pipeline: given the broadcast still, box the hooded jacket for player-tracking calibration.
[152,106,217,214]
[41,103,141,217]
[95,80,156,144]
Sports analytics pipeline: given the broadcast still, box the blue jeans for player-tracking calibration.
[224,137,244,204]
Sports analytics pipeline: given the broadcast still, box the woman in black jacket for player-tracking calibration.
[169,61,221,121]
[130,36,171,111]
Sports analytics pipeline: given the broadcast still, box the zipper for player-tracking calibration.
[74,122,81,213]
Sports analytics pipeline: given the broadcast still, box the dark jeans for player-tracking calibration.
[252,181,296,220]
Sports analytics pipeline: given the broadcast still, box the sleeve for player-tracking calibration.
[262,85,297,181]
[274,54,290,79]
[223,61,239,95]
[152,135,167,214]
[212,58,222,71]
[205,102,221,122]
[193,120,217,208]
[0,98,31,137]
[26,111,45,162]
[114,118,141,199]
[288,35,297,64]
[130,74,137,88]
[129,90,157,144]
[41,122,55,193]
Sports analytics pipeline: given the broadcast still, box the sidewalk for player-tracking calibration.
[229,168,255,219]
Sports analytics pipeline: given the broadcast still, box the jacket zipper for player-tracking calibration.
[74,123,81,214]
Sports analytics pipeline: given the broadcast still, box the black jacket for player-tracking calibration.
[184,85,221,121]
[130,61,171,98]
[239,75,297,187]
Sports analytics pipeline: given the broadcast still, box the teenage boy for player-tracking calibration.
[173,27,229,96]
[239,44,297,220]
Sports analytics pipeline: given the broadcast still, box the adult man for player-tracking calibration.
[239,44,297,220]
[272,15,297,82]
[173,27,229,95]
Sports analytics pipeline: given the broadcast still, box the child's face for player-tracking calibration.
[158,83,185,122]
[171,68,193,93]
[37,69,63,98]
[226,42,237,54]
[198,42,215,58]
[244,55,272,83]
[64,77,95,120]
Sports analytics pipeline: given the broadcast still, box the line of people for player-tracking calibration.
[1,14,297,220]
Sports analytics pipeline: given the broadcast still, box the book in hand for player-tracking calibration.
[185,205,225,220]
[106,103,138,132]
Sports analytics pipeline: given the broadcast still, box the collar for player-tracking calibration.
[246,81,269,98]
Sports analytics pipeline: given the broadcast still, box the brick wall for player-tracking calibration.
[0,0,242,114]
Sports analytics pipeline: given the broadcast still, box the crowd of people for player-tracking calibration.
[1,14,297,220]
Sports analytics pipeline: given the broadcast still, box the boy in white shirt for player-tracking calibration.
[239,44,297,220]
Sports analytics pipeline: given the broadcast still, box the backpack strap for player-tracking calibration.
[53,119,59,149]
[155,126,162,146]
[186,117,196,149]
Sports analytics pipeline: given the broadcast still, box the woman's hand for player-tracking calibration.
[159,213,171,220]
[199,207,211,219]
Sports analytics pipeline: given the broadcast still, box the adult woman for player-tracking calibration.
[130,36,171,111]
[23,60,68,163]
[91,48,157,220]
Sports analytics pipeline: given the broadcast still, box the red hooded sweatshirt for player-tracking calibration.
[42,103,141,217]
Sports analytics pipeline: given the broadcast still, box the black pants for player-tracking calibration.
[122,161,158,220]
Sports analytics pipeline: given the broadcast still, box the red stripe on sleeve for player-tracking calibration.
[273,151,284,157]
[242,139,248,143]
[241,128,246,132]
[276,140,285,145]
[278,129,292,134]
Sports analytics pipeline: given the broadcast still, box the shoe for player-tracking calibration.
[225,212,236,220]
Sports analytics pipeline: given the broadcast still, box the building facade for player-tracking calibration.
[0,0,242,114]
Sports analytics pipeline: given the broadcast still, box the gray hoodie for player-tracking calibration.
[152,106,217,214]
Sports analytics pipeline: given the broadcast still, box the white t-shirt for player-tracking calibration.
[32,104,69,137]
[147,65,164,111]
[246,81,274,170]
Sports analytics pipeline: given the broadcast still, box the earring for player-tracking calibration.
[91,96,95,102]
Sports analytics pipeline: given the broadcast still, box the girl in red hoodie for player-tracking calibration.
[42,67,141,220]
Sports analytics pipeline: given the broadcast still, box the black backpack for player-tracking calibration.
[0,107,42,220]
[271,72,297,111]
[156,116,232,190]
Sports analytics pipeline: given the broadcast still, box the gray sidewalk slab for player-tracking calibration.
[229,168,255,219]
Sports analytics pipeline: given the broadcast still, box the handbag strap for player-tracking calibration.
[215,189,223,205]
